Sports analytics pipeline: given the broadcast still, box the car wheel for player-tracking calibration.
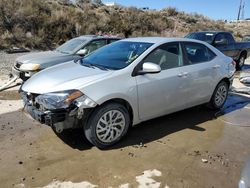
[84,103,130,148]
[209,81,229,110]
[237,54,245,70]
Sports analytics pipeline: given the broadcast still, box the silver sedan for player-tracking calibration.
[21,37,236,148]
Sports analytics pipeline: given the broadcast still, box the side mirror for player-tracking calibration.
[214,39,228,45]
[138,62,161,75]
[76,49,88,56]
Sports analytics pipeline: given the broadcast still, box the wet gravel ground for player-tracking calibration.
[0,53,250,188]
[0,92,250,188]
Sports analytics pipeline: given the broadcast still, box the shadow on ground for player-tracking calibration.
[57,105,212,151]
[58,93,250,151]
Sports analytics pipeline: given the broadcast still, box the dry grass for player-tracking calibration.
[0,0,248,50]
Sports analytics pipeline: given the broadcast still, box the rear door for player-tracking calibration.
[179,42,220,106]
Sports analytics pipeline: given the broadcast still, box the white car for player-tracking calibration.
[21,37,236,148]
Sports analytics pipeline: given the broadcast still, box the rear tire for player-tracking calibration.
[84,103,130,149]
[236,54,245,70]
[209,81,229,110]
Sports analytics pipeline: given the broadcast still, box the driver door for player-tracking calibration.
[135,42,185,121]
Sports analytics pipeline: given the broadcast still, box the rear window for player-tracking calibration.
[182,42,216,65]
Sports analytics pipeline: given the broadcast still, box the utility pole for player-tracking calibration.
[241,1,245,20]
[237,0,243,20]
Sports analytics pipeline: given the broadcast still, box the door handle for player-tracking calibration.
[178,72,189,77]
[213,65,221,69]
[182,72,189,76]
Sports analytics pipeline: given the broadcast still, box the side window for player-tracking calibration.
[83,40,106,55]
[143,43,181,70]
[108,39,119,44]
[214,33,226,44]
[183,43,216,65]
[224,33,234,44]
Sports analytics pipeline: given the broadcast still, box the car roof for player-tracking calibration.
[75,35,121,41]
[121,37,207,45]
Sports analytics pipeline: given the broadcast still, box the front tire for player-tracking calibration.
[84,103,130,149]
[209,81,229,110]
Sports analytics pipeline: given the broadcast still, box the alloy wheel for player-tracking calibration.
[214,85,227,107]
[96,110,126,143]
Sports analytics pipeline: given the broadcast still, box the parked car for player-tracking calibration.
[185,31,250,70]
[242,35,250,42]
[239,157,250,188]
[20,37,235,148]
[12,35,121,80]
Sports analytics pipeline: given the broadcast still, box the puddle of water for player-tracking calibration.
[0,90,21,100]
[217,94,250,127]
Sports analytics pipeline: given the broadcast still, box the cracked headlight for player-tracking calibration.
[20,63,40,71]
[35,90,85,110]
[75,95,97,108]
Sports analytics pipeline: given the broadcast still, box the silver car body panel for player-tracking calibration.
[21,37,235,126]
[22,61,114,94]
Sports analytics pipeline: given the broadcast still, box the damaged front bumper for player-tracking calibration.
[21,92,93,133]
[24,104,83,133]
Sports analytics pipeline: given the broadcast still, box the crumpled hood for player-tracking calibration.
[16,51,72,66]
[21,61,113,94]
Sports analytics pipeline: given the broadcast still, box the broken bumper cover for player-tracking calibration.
[24,104,66,126]
[23,103,84,133]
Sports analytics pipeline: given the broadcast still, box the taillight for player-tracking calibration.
[232,60,236,68]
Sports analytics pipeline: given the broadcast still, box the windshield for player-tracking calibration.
[82,41,153,70]
[185,33,215,44]
[56,38,87,54]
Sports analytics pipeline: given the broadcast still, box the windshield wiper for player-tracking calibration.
[80,59,110,70]
[88,63,110,71]
[73,58,93,69]
[56,49,69,54]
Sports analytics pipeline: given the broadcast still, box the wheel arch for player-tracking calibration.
[210,77,230,99]
[96,98,134,126]
[220,77,230,88]
[208,77,230,109]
